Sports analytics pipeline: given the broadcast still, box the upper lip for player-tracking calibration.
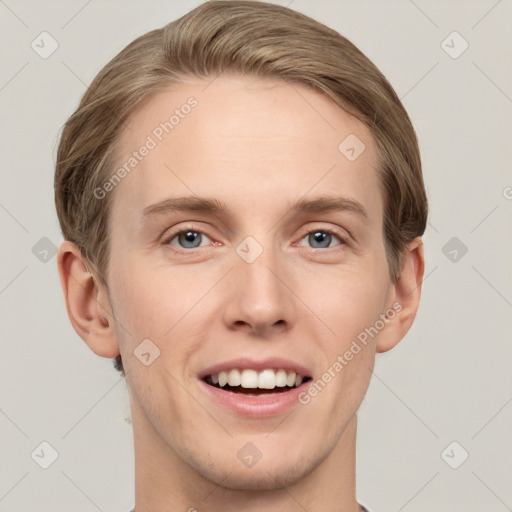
[198,356,312,380]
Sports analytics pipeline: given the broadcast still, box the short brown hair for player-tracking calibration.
[55,0,428,376]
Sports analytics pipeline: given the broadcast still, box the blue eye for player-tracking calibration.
[163,226,346,252]
[299,230,344,249]
[167,230,212,249]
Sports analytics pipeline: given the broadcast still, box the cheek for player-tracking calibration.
[320,264,388,396]
[108,257,219,385]
[109,257,205,337]
[111,262,206,421]
[308,272,383,420]
[307,264,389,345]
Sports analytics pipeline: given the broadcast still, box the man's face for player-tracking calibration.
[105,74,396,489]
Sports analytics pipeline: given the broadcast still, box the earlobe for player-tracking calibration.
[376,236,425,353]
[57,241,120,358]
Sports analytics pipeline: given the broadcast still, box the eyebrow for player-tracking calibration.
[142,195,369,221]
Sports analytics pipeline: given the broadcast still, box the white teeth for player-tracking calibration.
[240,369,258,388]
[228,369,241,386]
[218,370,228,387]
[275,369,288,387]
[208,368,307,389]
[258,369,275,389]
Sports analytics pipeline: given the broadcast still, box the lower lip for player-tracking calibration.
[198,379,312,418]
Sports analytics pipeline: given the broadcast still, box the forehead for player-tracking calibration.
[109,74,382,227]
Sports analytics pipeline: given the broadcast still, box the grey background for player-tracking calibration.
[1,0,511,510]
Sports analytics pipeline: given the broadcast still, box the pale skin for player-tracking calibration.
[57,74,424,512]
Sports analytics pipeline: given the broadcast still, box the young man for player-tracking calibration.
[55,2,427,511]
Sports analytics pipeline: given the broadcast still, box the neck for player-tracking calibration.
[131,403,361,512]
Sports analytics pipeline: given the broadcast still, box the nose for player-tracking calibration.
[222,242,295,337]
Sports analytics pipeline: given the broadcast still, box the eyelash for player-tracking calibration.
[162,224,348,252]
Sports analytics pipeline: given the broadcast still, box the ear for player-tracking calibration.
[376,236,425,353]
[56,241,120,358]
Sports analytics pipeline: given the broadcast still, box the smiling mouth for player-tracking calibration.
[203,368,312,396]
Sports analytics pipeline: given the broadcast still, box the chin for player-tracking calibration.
[194,455,318,491]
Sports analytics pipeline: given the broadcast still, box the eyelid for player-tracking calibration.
[161,224,215,248]
[295,226,349,248]
[162,222,349,253]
